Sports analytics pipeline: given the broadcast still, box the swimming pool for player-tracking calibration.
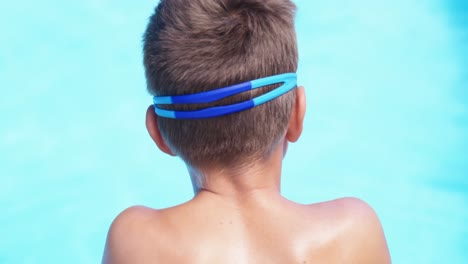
[1,0,467,263]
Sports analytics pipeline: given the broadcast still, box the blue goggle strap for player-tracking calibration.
[153,73,297,119]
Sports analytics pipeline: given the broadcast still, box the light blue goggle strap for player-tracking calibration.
[153,72,297,119]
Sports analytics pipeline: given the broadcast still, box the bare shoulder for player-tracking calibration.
[335,197,391,263]
[309,197,391,263]
[102,206,161,264]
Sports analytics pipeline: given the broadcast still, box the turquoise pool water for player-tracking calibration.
[1,0,467,263]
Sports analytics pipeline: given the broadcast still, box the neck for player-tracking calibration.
[188,139,287,203]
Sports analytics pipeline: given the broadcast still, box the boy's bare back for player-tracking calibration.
[103,194,390,263]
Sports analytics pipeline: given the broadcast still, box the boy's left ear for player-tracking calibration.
[286,86,306,143]
[146,105,175,156]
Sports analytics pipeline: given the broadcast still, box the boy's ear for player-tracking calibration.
[146,105,175,156]
[286,86,306,143]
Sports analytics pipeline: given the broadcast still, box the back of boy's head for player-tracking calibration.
[143,0,298,168]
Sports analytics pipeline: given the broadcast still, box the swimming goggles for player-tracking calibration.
[153,73,297,119]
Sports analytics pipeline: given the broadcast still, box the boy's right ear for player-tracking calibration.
[146,105,176,156]
[285,86,306,143]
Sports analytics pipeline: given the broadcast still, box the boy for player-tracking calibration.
[103,0,391,263]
